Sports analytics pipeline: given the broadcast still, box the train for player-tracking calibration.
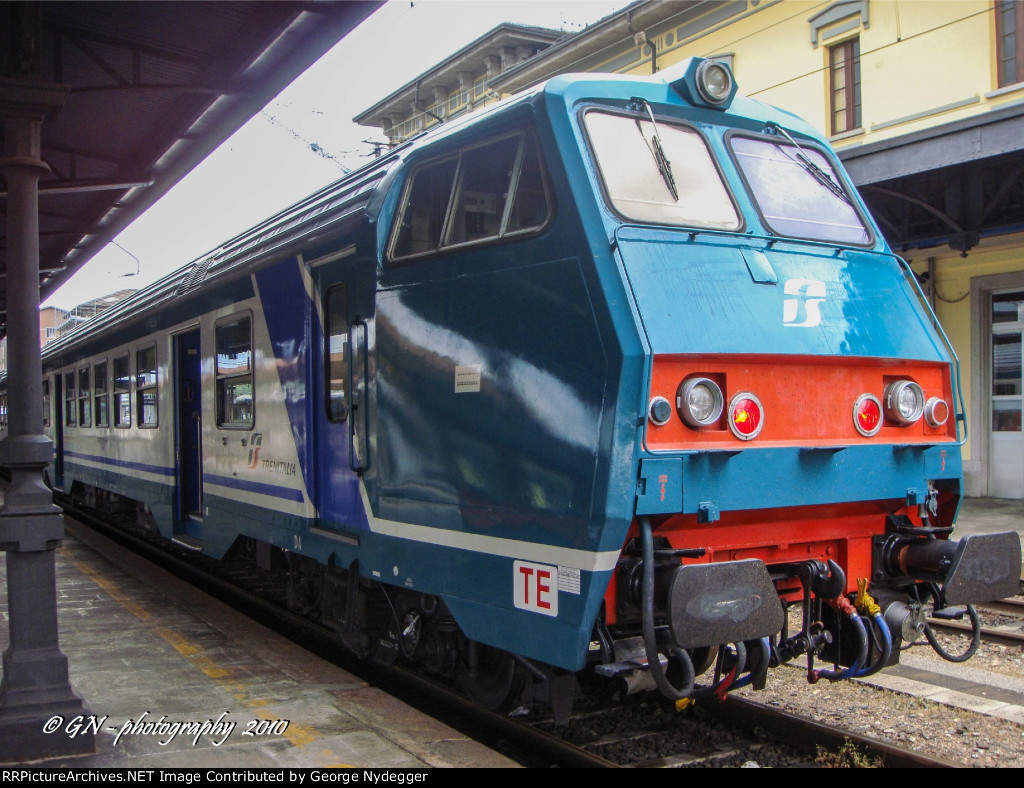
[31,57,1022,717]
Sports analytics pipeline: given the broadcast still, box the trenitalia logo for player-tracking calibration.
[783,279,826,328]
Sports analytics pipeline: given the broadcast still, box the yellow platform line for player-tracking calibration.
[65,549,354,765]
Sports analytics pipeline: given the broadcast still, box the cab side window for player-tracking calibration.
[389,128,551,262]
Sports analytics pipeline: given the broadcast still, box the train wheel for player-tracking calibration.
[689,645,719,676]
[455,642,519,710]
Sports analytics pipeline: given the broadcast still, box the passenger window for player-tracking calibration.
[64,371,76,427]
[136,346,158,427]
[42,378,50,429]
[113,354,131,428]
[390,129,551,261]
[78,367,91,427]
[325,284,349,422]
[94,361,109,427]
[216,315,253,428]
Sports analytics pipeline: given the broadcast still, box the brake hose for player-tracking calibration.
[639,517,695,700]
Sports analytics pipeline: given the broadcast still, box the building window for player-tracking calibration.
[94,360,109,428]
[829,38,861,135]
[136,346,158,427]
[216,315,253,428]
[997,0,1024,87]
[113,354,131,428]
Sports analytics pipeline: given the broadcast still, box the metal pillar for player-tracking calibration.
[0,77,93,762]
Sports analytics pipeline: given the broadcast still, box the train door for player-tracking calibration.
[53,372,65,489]
[173,328,204,539]
[312,261,371,535]
[989,290,1024,498]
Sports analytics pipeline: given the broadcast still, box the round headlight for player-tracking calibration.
[676,377,724,428]
[695,60,733,105]
[884,380,925,426]
[854,393,882,437]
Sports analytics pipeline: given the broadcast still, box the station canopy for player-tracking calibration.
[0,1,381,332]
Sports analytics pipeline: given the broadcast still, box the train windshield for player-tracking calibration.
[730,135,871,245]
[584,110,740,230]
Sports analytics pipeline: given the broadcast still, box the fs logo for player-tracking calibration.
[246,433,264,468]
[783,279,826,328]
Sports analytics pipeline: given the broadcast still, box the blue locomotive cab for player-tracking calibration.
[556,58,1020,697]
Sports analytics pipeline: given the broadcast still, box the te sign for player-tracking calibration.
[513,560,558,617]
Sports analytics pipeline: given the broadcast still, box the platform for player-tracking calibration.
[0,519,519,768]
[954,496,1024,581]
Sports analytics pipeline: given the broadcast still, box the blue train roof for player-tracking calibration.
[41,58,837,360]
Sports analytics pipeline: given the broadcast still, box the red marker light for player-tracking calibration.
[728,393,763,440]
[854,394,882,437]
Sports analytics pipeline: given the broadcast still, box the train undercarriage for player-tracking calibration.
[65,481,1021,723]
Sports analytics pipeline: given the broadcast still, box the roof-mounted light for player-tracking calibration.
[695,60,734,105]
[666,57,738,110]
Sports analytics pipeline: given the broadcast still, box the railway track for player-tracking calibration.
[927,597,1024,648]
[56,496,962,768]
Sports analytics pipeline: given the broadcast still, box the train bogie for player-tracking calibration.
[32,57,1021,718]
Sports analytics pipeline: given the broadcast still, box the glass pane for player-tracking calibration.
[219,376,253,426]
[992,292,1024,323]
[136,346,157,388]
[113,356,131,392]
[507,138,551,233]
[217,318,252,377]
[78,368,90,396]
[993,400,1022,431]
[445,136,519,246]
[732,135,870,244]
[586,111,739,229]
[392,157,458,258]
[139,390,157,427]
[95,395,109,428]
[326,285,348,422]
[993,333,1022,395]
[94,362,107,392]
[115,392,131,427]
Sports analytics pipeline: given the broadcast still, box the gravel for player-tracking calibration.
[737,620,1024,767]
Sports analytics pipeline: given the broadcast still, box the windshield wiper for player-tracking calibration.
[628,97,679,201]
[765,123,852,206]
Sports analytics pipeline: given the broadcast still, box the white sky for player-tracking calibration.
[42,0,631,310]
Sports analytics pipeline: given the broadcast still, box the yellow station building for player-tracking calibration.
[355,1,1024,499]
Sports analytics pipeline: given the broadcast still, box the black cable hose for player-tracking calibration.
[640,517,695,700]
[923,603,981,663]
